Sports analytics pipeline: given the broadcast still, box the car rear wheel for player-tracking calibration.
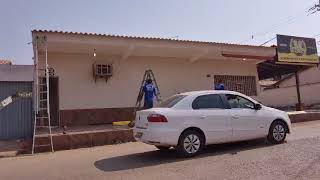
[268,121,287,144]
[177,130,204,158]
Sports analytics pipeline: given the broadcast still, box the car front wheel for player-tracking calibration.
[177,130,204,158]
[268,121,287,144]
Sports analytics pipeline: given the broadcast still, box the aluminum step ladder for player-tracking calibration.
[129,70,162,127]
[32,47,54,154]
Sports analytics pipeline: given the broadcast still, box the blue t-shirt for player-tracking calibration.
[143,83,156,102]
[214,83,225,90]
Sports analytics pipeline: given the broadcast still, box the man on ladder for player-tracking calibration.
[143,79,157,109]
[129,70,161,127]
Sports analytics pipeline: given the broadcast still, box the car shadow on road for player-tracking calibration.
[94,139,274,172]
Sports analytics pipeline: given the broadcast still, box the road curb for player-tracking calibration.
[288,112,320,123]
[0,150,18,158]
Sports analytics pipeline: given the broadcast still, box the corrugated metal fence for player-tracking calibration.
[0,82,33,139]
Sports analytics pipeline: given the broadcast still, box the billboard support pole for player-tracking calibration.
[295,70,303,111]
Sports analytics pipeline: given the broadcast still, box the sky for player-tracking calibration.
[0,0,319,65]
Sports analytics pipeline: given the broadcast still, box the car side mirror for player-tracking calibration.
[254,104,262,110]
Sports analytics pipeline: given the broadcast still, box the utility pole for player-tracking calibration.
[308,0,320,15]
[295,70,303,111]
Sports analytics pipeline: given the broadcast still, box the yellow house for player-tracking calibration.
[32,30,275,127]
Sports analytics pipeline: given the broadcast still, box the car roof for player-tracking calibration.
[178,90,259,104]
[179,90,241,96]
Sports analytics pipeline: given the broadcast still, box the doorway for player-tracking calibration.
[49,77,59,126]
[39,77,59,126]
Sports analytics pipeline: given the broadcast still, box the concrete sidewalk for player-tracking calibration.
[0,140,22,158]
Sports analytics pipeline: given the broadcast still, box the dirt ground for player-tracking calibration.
[0,120,320,180]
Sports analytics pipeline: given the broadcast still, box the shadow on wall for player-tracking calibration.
[94,139,273,172]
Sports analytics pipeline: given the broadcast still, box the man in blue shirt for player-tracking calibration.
[143,79,156,109]
[214,79,225,90]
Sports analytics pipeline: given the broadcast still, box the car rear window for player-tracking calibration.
[192,94,225,109]
[158,95,186,108]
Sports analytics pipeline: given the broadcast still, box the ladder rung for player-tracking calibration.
[38,108,48,111]
[36,126,51,128]
[37,68,46,70]
[36,117,49,119]
[39,84,47,86]
[34,144,52,147]
[35,133,53,136]
[39,91,48,94]
[39,99,47,102]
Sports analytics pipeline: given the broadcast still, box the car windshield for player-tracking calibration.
[158,95,186,108]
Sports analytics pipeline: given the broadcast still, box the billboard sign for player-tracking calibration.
[277,34,319,65]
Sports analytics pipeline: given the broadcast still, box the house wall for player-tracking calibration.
[45,53,259,125]
[0,65,33,82]
[280,67,320,87]
[257,84,320,108]
[257,67,320,108]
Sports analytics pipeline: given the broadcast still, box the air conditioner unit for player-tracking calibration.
[93,63,113,83]
[94,64,112,76]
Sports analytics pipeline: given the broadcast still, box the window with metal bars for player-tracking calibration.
[214,75,257,96]
[93,63,113,83]
[94,64,112,76]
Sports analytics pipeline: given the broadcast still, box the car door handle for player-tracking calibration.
[200,116,207,119]
[232,115,240,119]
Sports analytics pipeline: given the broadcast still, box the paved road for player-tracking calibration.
[1,121,320,180]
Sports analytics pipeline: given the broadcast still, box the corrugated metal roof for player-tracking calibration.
[0,65,33,82]
[32,29,274,49]
[0,60,12,65]
[0,81,33,139]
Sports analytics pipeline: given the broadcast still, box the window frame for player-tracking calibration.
[223,94,256,110]
[213,75,257,96]
[95,64,113,76]
[192,94,227,110]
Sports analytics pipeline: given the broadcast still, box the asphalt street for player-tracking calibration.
[1,120,320,180]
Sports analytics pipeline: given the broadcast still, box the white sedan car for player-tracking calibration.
[134,90,292,157]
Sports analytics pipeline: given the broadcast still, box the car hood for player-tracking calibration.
[264,106,288,116]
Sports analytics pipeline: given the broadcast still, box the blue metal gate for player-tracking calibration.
[0,82,33,139]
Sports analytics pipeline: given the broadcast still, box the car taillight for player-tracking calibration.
[147,114,168,123]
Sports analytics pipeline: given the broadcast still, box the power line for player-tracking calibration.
[240,2,317,44]
[240,13,305,44]
[259,33,320,47]
[259,37,277,46]
[255,16,301,37]
[254,2,320,46]
[308,0,320,15]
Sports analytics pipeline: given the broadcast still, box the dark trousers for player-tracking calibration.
[144,101,153,109]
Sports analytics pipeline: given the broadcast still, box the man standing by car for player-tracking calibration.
[214,79,225,90]
[143,79,156,109]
